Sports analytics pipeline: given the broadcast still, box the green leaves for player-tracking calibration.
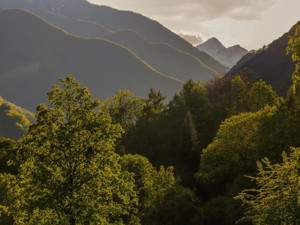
[1,75,138,224]
[199,107,276,187]
[235,148,300,225]
[287,25,300,79]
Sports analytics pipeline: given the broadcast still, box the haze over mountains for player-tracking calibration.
[0,9,183,110]
[0,0,227,83]
[0,0,298,112]
[197,37,248,68]
[227,21,300,96]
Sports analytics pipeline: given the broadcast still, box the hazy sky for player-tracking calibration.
[88,0,300,50]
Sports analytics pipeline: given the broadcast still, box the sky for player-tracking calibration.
[88,0,300,50]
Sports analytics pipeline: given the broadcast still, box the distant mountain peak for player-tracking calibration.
[203,37,225,49]
[227,20,300,96]
[197,38,248,68]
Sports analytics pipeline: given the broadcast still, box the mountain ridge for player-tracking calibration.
[226,21,300,96]
[0,0,228,80]
[197,37,248,68]
[0,9,182,110]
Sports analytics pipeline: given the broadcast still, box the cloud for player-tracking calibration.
[88,0,284,49]
[92,0,275,21]
[177,33,203,45]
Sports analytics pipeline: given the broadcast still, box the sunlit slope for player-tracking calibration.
[0,9,182,110]
[0,96,34,139]
[0,0,228,80]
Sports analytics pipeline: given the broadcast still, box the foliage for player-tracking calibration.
[149,186,203,225]
[102,90,145,154]
[231,76,248,113]
[0,137,15,224]
[287,24,300,79]
[0,97,33,140]
[102,90,145,132]
[235,148,300,225]
[0,75,138,225]
[0,137,16,174]
[199,107,276,188]
[120,154,176,224]
[249,80,282,111]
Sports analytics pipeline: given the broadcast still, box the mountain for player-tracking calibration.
[0,96,34,139]
[0,0,228,81]
[227,22,300,96]
[197,37,248,68]
[0,9,182,110]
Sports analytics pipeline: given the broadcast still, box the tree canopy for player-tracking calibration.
[0,75,138,225]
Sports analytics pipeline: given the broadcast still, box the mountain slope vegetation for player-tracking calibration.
[0,96,33,139]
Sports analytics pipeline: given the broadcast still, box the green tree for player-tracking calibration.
[120,154,176,224]
[142,88,166,120]
[150,186,203,225]
[126,89,166,162]
[0,137,16,225]
[249,80,282,111]
[102,90,145,154]
[199,107,276,189]
[121,154,202,225]
[0,137,16,174]
[0,75,138,225]
[102,90,144,132]
[235,148,300,225]
[231,76,248,113]
[287,24,300,79]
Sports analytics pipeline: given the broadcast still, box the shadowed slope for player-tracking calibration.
[0,9,182,110]
[0,0,228,80]
[227,22,300,96]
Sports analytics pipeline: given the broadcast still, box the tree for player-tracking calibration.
[231,76,248,113]
[0,137,16,225]
[149,186,203,225]
[249,80,282,112]
[198,107,276,189]
[287,24,300,79]
[102,90,144,133]
[120,154,176,224]
[235,148,300,225]
[142,88,166,120]
[102,90,145,154]
[0,137,16,174]
[121,154,202,225]
[125,89,166,162]
[0,75,138,225]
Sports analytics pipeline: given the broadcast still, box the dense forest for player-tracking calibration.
[0,24,299,225]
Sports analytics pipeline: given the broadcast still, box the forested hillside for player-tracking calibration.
[0,24,299,224]
[0,1,300,224]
